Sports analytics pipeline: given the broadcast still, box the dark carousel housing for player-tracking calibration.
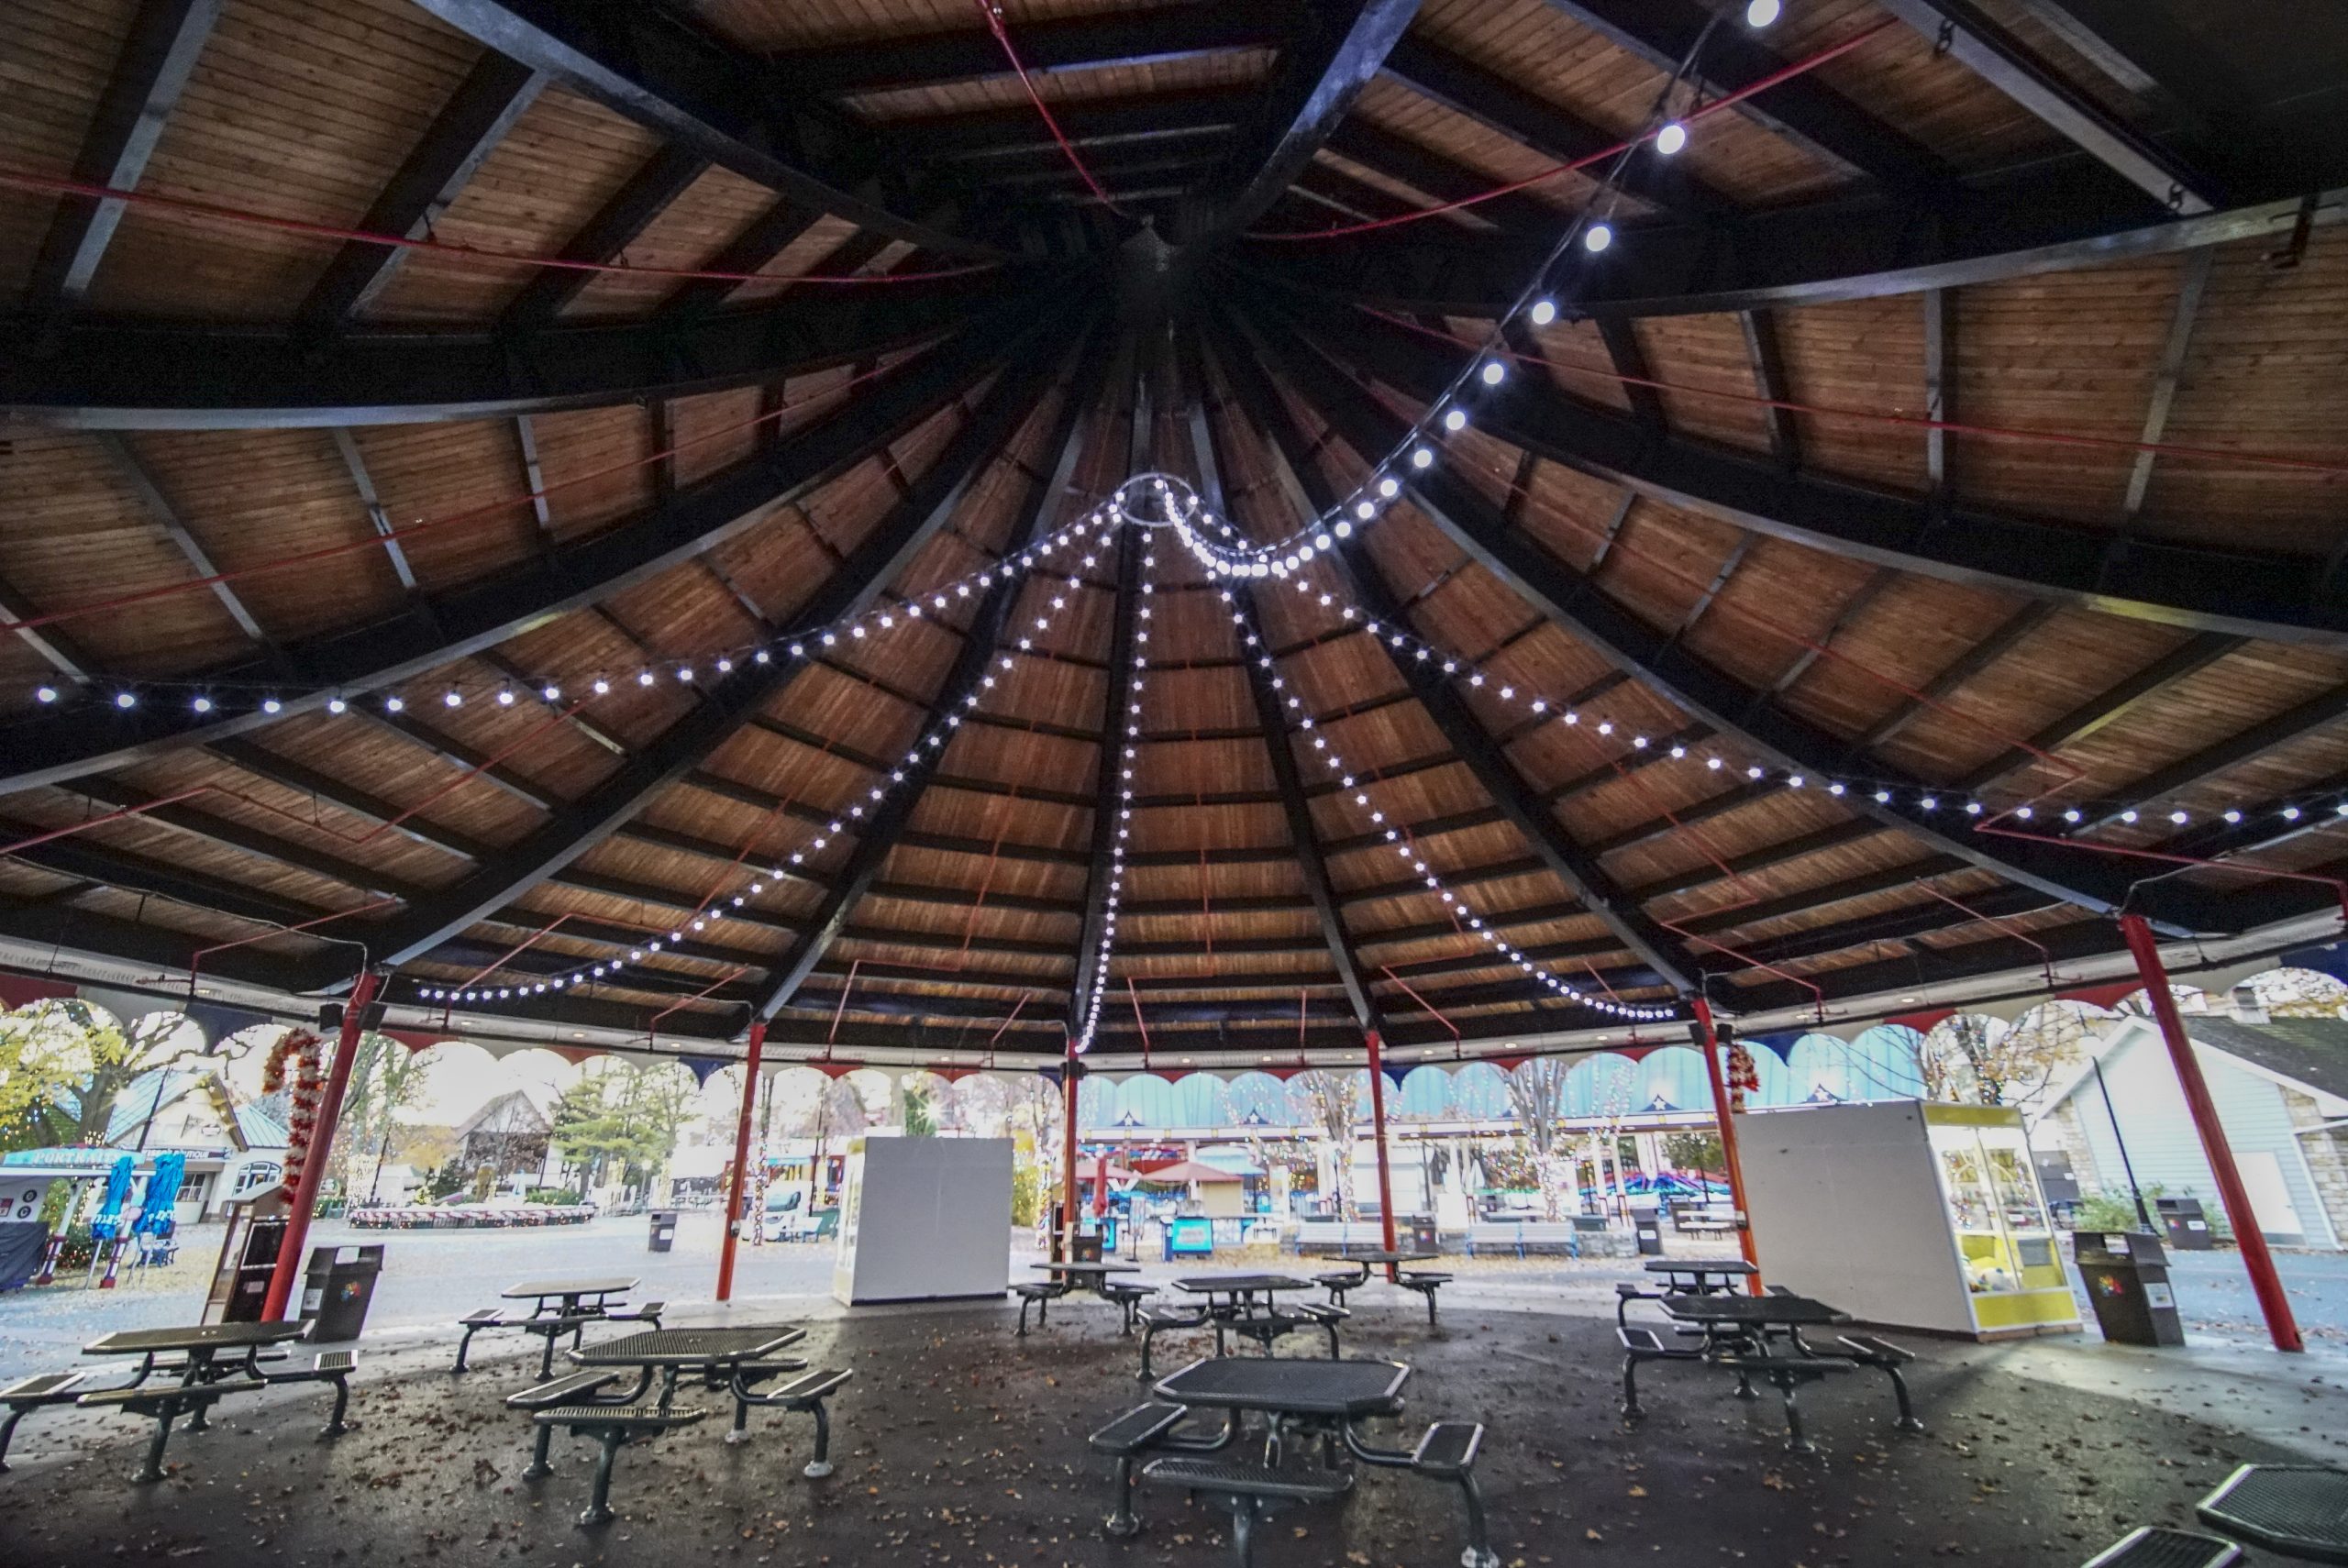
[3,1,2348,1563]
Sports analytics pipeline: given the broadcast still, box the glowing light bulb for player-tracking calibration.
[1746,0,1781,26]
[1442,408,1468,432]
[1479,360,1505,386]
[1656,121,1688,156]
[1583,222,1613,253]
[35,685,58,704]
[1528,298,1557,326]
[1412,447,1434,469]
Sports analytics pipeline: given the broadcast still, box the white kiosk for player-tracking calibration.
[831,1136,1014,1306]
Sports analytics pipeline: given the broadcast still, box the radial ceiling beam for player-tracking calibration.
[1871,0,2219,213]
[2075,682,2348,832]
[25,0,221,313]
[404,0,1003,259]
[1302,293,2348,650]
[94,434,269,645]
[0,898,315,998]
[746,343,1103,1022]
[652,200,821,321]
[773,4,1284,94]
[1,269,1008,429]
[294,53,548,334]
[0,306,1029,799]
[351,324,1068,980]
[1851,601,2056,756]
[1217,311,1702,994]
[1246,180,2347,320]
[1954,632,2246,792]
[1739,309,1800,472]
[1177,0,1423,244]
[1257,308,2221,938]
[502,145,711,329]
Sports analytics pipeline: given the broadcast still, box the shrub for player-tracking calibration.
[524,1187,581,1206]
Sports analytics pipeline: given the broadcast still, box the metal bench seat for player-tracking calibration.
[1292,1301,1348,1357]
[1395,1270,1451,1328]
[1141,1456,1353,1568]
[0,1373,86,1473]
[1011,1280,1067,1336]
[507,1370,623,1477]
[1834,1333,1925,1432]
[2081,1528,2243,1568]
[1101,1281,1157,1334]
[79,1382,245,1484]
[1617,1324,1700,1420]
[262,1349,360,1435]
[727,1365,852,1474]
[531,1405,707,1526]
[1137,1304,1212,1379]
[1091,1401,1190,1537]
[2198,1463,2348,1563]
[1411,1419,1482,1477]
[600,1299,664,1325]
[1312,1269,1364,1307]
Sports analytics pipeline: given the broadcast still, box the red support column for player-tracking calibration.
[1690,996,1764,1296]
[1364,1030,1400,1268]
[262,971,379,1320]
[714,1022,767,1305]
[1058,1043,1081,1262]
[2119,914,2304,1353]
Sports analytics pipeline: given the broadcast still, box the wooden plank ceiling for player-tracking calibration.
[2,0,2347,1062]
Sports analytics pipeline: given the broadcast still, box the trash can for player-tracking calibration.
[299,1244,383,1342]
[1070,1231,1104,1264]
[1632,1206,1664,1256]
[648,1209,679,1253]
[2156,1198,2215,1251]
[1402,1216,1439,1255]
[2074,1230,2185,1346]
[223,1216,288,1323]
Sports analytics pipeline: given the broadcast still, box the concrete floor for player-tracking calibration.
[3,1282,2342,1568]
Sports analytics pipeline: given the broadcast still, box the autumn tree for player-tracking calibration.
[1503,1059,1574,1220]
[1919,1008,2094,1108]
[1291,1069,1361,1219]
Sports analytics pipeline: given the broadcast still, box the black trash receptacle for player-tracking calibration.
[1633,1208,1664,1256]
[2075,1230,2184,1346]
[648,1209,679,1253]
[2156,1198,2215,1251]
[300,1244,383,1342]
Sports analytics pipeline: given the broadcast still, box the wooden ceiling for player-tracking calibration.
[3,0,2347,1063]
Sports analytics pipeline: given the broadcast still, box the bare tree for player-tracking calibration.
[1504,1060,1574,1220]
[1919,1010,2089,1108]
[1291,1070,1360,1219]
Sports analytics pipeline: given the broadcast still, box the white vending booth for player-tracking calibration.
[1740,1100,2079,1340]
[831,1135,1014,1306]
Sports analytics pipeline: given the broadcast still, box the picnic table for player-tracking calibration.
[1176,1273,1314,1315]
[1033,1261,1141,1286]
[79,1321,322,1482]
[2198,1463,2348,1562]
[1642,1257,1757,1294]
[1660,1291,1848,1353]
[570,1326,806,1409]
[1155,1354,1410,1420]
[503,1275,640,1315]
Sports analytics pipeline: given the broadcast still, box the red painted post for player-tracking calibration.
[262,971,379,1320]
[1690,996,1765,1296]
[1364,1031,1400,1269]
[1058,1043,1082,1261]
[714,1022,767,1305]
[2119,914,2304,1353]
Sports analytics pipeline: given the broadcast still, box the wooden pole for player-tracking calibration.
[2118,914,2302,1352]
[1364,1030,1400,1269]
[1690,996,1764,1295]
[261,971,378,1320]
[714,1022,766,1304]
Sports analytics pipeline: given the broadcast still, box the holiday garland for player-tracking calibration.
[261,1029,326,1189]
[1725,1042,1761,1112]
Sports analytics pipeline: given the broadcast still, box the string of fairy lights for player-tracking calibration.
[1069,518,1164,1054]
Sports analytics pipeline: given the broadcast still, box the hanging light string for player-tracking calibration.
[1071,497,1168,1051]
[411,505,1125,1009]
[1214,571,1675,1022]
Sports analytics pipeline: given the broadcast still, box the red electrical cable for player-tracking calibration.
[1246,20,1896,241]
[0,356,913,637]
[973,1,1132,216]
[0,167,1001,285]
[1361,305,2348,481]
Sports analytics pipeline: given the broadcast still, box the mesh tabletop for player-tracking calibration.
[1660,1295,1848,1327]
[1175,1275,1312,1294]
[2198,1463,2348,1562]
[84,1322,309,1355]
[570,1328,803,1367]
[1154,1356,1410,1417]
[1643,1258,1755,1275]
[1339,1251,1437,1265]
[502,1276,639,1300]
[1032,1262,1140,1275]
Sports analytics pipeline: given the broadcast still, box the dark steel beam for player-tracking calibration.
[1767,566,1895,696]
[295,53,548,333]
[1219,309,1700,991]
[1,267,1010,429]
[1177,0,1423,243]
[1242,178,2347,320]
[1872,0,2219,212]
[2121,247,2214,522]
[25,0,221,312]
[1739,309,1800,472]
[0,819,332,930]
[0,304,1031,798]
[1955,632,2246,791]
[652,200,820,321]
[915,90,1252,163]
[62,778,428,904]
[1300,292,2348,650]
[0,576,96,686]
[330,429,423,595]
[1259,306,2222,935]
[1730,884,2059,968]
[1720,912,2132,1015]
[404,0,1002,258]
[204,736,491,862]
[2076,683,2348,832]
[503,145,711,330]
[774,4,1284,94]
[0,897,312,996]
[746,343,1103,1022]
[1321,121,1556,236]
[1851,601,2054,755]
[1922,287,1954,500]
[356,317,1070,979]
[93,433,269,644]
[1596,317,1665,433]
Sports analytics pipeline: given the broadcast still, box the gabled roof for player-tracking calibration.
[2172,1015,2348,1104]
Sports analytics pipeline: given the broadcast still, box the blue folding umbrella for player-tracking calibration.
[134,1153,185,1237]
[89,1154,135,1241]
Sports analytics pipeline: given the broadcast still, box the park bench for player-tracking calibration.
[0,1373,86,1473]
[1395,1268,1451,1327]
[78,1380,250,1484]
[264,1348,360,1436]
[1090,1400,1235,1535]
[507,1369,623,1477]
[2080,1528,2241,1567]
[1312,1268,1362,1307]
[1136,1303,1213,1379]
[1293,1301,1348,1356]
[1615,1324,1699,1419]
[531,1404,706,1526]
[1613,1280,1666,1328]
[1711,1353,1850,1452]
[452,1309,608,1378]
[1835,1333,1925,1432]
[1010,1279,1068,1336]
[1140,1455,1353,1568]
[1101,1280,1157,1334]
[727,1364,852,1476]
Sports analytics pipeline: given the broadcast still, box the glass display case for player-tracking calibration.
[1923,1104,2077,1333]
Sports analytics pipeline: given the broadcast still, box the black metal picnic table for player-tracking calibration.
[1155,1356,1411,1419]
[1642,1257,1757,1294]
[1034,1261,1141,1287]
[502,1275,639,1316]
[2198,1463,2348,1562]
[1660,1291,1850,1358]
[570,1326,805,1410]
[1177,1274,1314,1316]
[84,1320,311,1387]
